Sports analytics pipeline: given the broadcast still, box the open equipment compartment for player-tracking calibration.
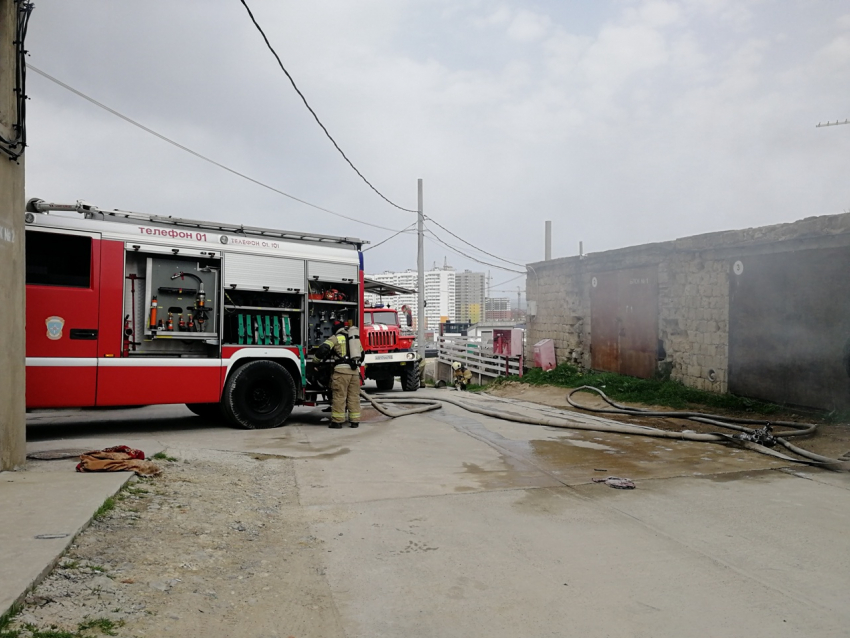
[222,288,303,346]
[125,244,221,357]
[306,259,359,349]
[221,251,306,347]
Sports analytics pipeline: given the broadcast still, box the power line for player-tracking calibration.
[425,236,522,274]
[239,0,417,214]
[30,64,531,274]
[424,226,523,273]
[27,64,407,234]
[490,273,525,288]
[424,215,528,268]
[423,226,524,274]
[363,222,417,252]
[0,1,33,161]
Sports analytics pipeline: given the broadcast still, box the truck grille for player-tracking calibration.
[368,332,397,348]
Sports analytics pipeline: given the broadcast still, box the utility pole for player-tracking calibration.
[0,0,29,471]
[485,271,491,322]
[545,220,552,261]
[517,286,521,322]
[417,179,425,360]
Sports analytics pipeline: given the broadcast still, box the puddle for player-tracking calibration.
[562,440,615,451]
[457,455,551,490]
[527,439,651,477]
[431,403,789,487]
[250,448,351,461]
[306,448,351,460]
[511,487,572,516]
[27,448,90,461]
[700,469,774,483]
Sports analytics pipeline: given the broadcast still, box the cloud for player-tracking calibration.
[638,1,682,27]
[21,0,850,287]
[506,9,553,42]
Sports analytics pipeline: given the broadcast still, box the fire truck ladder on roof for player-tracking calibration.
[25,198,366,248]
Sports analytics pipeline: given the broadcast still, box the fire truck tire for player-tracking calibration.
[222,360,296,429]
[401,365,420,392]
[186,403,224,421]
[375,377,395,392]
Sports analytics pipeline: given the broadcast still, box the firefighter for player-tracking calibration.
[314,321,362,428]
[451,361,472,390]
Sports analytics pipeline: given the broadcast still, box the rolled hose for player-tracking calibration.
[369,389,849,472]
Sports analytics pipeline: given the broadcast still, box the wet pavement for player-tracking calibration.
[428,402,788,486]
[18,386,850,637]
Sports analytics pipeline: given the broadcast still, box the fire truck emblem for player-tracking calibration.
[45,316,65,340]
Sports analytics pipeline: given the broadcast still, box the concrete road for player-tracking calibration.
[25,387,850,637]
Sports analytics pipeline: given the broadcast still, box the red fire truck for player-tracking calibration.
[24,198,365,429]
[359,295,421,392]
[360,279,422,392]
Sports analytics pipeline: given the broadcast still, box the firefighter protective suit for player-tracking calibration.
[451,361,473,390]
[314,326,361,428]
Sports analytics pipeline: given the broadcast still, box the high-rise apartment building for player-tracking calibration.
[485,297,511,321]
[455,270,485,324]
[366,266,456,330]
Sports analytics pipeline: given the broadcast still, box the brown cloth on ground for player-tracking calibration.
[76,446,161,477]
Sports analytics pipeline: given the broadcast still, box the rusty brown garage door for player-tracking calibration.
[729,247,850,410]
[590,266,658,378]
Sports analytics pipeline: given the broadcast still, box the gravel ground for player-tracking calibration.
[6,449,344,638]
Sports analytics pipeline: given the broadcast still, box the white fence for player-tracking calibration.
[437,336,522,381]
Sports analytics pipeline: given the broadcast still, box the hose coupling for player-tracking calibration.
[736,424,776,448]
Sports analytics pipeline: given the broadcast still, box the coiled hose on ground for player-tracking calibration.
[565,385,848,471]
[362,388,849,472]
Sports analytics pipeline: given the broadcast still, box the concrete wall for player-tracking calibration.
[526,212,850,396]
[0,0,27,470]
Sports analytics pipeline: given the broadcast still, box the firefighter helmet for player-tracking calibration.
[451,361,462,371]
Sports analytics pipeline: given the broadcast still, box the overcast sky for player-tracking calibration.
[24,0,850,297]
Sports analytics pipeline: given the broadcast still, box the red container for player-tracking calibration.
[533,339,556,371]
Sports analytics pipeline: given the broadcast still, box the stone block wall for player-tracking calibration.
[526,212,850,396]
[527,259,590,368]
[658,255,729,392]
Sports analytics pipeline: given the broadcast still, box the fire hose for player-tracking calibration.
[364,389,849,472]
[359,390,442,419]
[565,385,849,471]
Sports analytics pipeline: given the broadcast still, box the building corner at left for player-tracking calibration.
[0,0,32,471]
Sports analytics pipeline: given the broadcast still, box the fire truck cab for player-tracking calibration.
[24,198,364,429]
[361,280,422,392]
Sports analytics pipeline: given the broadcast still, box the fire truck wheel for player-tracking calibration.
[185,403,224,421]
[375,377,395,392]
[222,360,296,429]
[401,365,420,392]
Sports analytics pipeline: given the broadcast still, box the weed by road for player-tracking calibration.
[495,363,782,414]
